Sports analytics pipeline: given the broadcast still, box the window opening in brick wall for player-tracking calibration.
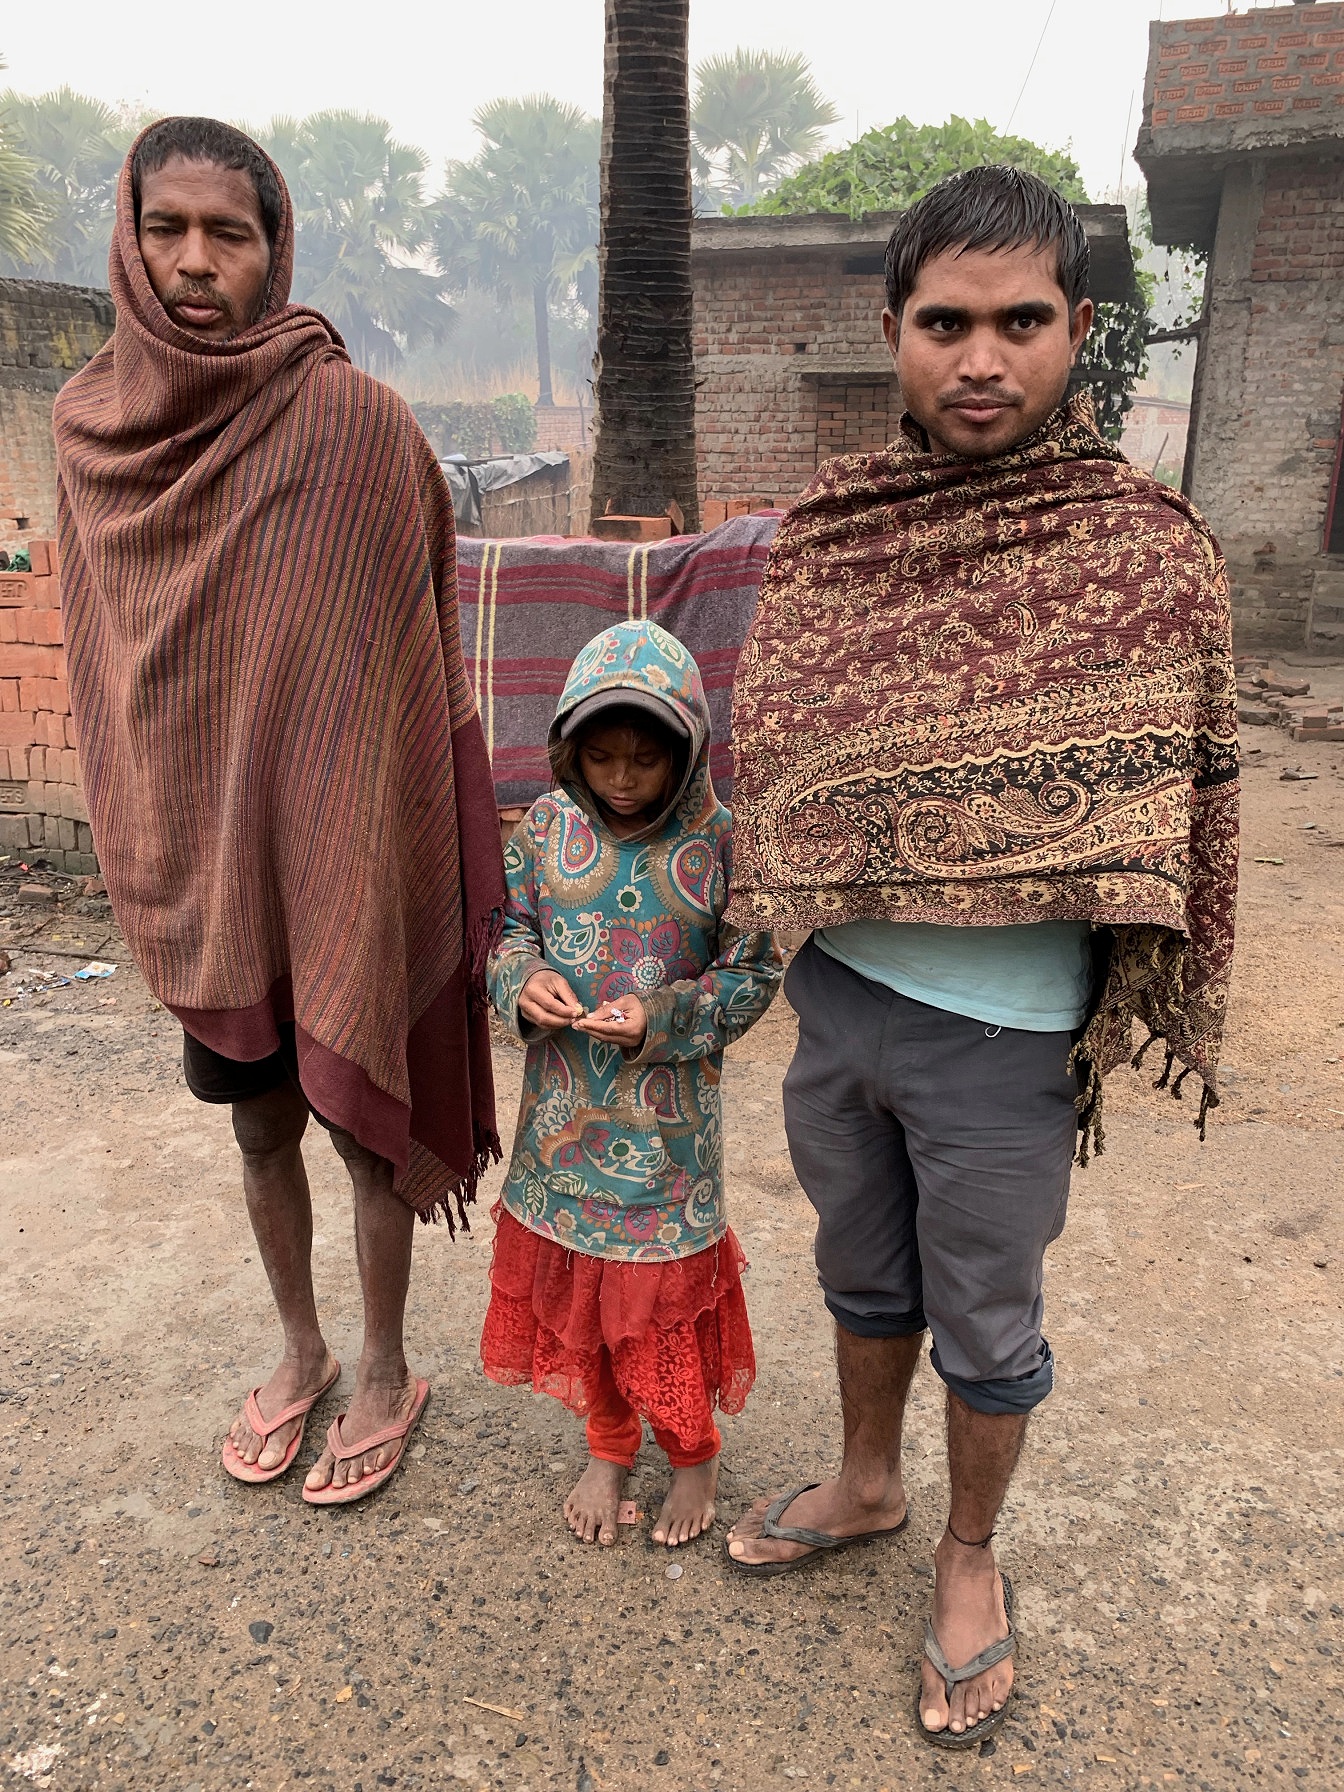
[815,381,894,464]
[1326,387,1344,557]
[843,255,886,276]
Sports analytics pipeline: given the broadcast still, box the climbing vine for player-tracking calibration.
[1074,268,1154,442]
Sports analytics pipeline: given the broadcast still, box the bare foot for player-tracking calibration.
[303,1362,417,1495]
[652,1456,718,1547]
[918,1534,1015,1737]
[226,1346,338,1472]
[564,1457,627,1546]
[725,1473,907,1568]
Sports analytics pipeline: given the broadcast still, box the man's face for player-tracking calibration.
[137,156,271,341]
[882,241,1093,460]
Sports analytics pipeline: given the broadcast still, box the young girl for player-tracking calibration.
[482,620,781,1548]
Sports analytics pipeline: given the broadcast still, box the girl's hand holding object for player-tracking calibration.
[519,968,586,1030]
[574,996,648,1047]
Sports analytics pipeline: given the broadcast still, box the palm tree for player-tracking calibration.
[590,0,699,529]
[0,62,49,264]
[430,96,599,408]
[255,111,453,375]
[0,83,129,281]
[690,48,839,211]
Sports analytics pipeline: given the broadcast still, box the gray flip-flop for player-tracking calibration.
[721,1481,910,1578]
[915,1573,1017,1750]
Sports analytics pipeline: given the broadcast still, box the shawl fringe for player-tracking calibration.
[417,1126,504,1237]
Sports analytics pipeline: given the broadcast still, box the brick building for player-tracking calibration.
[0,283,110,871]
[1136,0,1344,648]
[689,207,1136,511]
[1119,393,1191,480]
[0,542,95,875]
[0,279,114,544]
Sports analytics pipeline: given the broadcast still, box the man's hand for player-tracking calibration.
[574,996,647,1049]
[519,968,585,1030]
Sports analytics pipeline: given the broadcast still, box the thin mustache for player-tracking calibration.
[163,282,234,319]
[939,390,1022,409]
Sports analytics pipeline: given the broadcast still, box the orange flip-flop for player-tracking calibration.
[302,1377,430,1507]
[221,1361,341,1485]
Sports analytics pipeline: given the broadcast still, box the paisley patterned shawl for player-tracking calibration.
[727,393,1239,1148]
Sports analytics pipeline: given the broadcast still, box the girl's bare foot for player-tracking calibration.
[652,1455,719,1547]
[565,1457,627,1545]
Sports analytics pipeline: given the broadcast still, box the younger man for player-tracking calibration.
[725,166,1237,1744]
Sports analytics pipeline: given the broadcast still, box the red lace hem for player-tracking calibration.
[479,1205,756,1451]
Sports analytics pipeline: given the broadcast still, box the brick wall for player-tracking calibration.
[1186,152,1344,646]
[0,540,97,875]
[0,279,115,543]
[691,250,896,509]
[531,404,592,457]
[1120,396,1190,475]
[1146,4,1344,140]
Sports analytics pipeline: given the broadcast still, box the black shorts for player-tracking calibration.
[181,1023,335,1129]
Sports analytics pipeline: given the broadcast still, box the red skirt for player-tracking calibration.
[480,1205,756,1454]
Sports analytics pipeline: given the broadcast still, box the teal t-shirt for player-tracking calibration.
[814,919,1094,1033]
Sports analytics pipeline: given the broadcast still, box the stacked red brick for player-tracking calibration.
[0,539,96,874]
[815,382,894,459]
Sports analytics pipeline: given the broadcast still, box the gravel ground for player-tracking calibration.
[2,672,1343,1792]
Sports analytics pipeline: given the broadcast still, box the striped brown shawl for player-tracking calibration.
[53,129,504,1222]
[728,396,1239,1152]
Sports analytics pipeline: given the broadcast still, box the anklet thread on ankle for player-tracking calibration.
[947,1522,995,1548]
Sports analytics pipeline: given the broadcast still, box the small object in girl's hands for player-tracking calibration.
[608,1007,627,1024]
[616,1500,641,1525]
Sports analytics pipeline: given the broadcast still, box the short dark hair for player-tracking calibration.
[131,117,283,248]
[884,165,1089,320]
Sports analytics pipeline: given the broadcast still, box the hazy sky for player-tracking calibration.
[2,1,1284,202]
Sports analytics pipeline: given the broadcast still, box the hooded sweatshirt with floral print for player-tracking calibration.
[487,621,782,1262]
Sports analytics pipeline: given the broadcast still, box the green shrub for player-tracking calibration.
[411,394,537,457]
[492,392,537,453]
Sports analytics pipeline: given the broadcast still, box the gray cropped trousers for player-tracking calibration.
[782,936,1081,1415]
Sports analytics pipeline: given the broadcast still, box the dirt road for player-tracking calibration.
[2,670,1343,1792]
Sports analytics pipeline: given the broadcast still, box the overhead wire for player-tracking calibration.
[1005,0,1059,134]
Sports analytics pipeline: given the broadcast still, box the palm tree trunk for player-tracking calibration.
[590,0,700,530]
[533,278,555,407]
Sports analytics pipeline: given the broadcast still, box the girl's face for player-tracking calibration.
[577,722,673,828]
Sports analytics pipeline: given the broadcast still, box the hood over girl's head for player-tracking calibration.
[548,622,714,843]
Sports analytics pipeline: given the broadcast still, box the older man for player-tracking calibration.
[54,119,503,1504]
[724,167,1238,1745]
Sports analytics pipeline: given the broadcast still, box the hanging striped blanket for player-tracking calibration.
[457,514,781,807]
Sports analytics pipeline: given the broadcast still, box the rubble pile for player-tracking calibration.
[1235,659,1344,742]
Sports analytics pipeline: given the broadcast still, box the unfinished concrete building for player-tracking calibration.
[1137,0,1344,648]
